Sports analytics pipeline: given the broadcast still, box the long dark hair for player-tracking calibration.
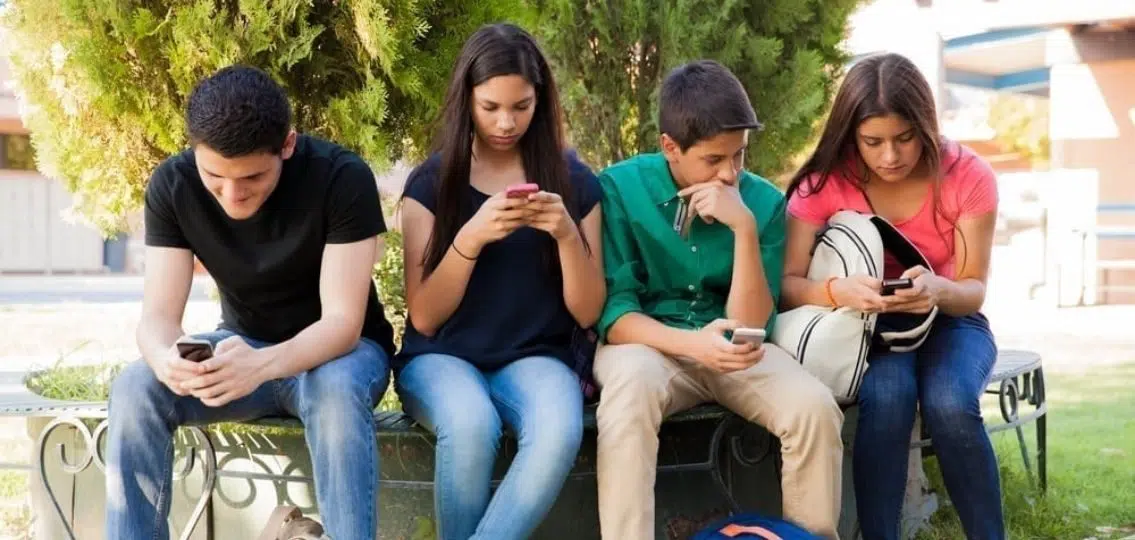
[786,52,965,261]
[414,23,576,276]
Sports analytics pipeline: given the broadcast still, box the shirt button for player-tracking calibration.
[691,246,698,252]
[688,285,696,291]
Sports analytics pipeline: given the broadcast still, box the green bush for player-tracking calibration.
[375,226,406,350]
[1,0,533,233]
[537,0,862,176]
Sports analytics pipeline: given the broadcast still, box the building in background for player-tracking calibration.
[847,0,1135,305]
[0,54,109,274]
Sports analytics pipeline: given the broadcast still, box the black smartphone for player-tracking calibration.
[881,278,914,296]
[175,337,214,362]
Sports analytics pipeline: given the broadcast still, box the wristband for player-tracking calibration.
[452,242,477,261]
[824,277,839,308]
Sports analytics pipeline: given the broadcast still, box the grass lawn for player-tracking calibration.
[917,362,1135,540]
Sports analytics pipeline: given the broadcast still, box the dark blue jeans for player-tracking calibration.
[854,313,1005,540]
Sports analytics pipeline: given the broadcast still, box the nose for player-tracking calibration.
[497,113,516,133]
[220,180,245,202]
[717,160,740,184]
[881,143,899,164]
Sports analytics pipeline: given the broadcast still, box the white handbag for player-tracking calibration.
[771,210,938,405]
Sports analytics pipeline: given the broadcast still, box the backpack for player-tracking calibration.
[570,325,600,405]
[770,210,938,405]
[691,513,825,540]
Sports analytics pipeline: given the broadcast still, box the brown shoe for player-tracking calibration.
[257,505,330,540]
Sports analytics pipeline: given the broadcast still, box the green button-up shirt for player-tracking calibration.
[596,153,787,341]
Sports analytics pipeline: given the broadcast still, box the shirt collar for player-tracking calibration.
[641,153,681,206]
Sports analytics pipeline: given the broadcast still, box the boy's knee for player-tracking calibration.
[780,379,843,440]
[594,344,670,396]
[594,344,675,434]
[304,342,390,407]
[109,360,165,411]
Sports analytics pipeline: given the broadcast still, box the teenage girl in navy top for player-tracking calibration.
[395,23,605,540]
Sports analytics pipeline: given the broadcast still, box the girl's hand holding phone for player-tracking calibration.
[523,190,578,242]
[455,191,532,256]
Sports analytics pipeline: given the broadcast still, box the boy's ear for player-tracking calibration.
[660,133,682,162]
[280,129,298,159]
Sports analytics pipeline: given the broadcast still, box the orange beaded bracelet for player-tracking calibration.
[824,277,839,308]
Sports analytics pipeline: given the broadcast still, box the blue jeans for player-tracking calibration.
[395,354,583,540]
[854,313,1005,540]
[105,330,388,540]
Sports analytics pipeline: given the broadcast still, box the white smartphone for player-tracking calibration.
[731,327,767,346]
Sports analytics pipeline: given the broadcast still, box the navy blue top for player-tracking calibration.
[395,151,603,371]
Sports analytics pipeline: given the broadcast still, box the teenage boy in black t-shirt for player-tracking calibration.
[105,66,394,540]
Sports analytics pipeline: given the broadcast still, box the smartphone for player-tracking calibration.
[730,327,767,347]
[175,336,214,362]
[881,278,914,296]
[505,183,539,198]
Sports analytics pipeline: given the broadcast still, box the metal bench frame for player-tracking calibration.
[2,350,1046,540]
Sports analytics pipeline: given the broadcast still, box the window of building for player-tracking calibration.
[0,133,37,170]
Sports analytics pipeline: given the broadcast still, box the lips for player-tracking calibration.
[489,134,519,146]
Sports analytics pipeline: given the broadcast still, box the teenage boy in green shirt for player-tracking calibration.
[594,60,843,539]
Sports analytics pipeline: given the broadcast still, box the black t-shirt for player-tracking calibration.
[395,151,603,371]
[144,135,396,357]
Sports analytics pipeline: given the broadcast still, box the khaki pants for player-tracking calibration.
[593,343,844,540]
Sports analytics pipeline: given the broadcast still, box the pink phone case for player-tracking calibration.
[506,183,539,198]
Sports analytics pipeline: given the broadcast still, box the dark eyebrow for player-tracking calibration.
[862,128,915,140]
[705,146,746,160]
[201,168,264,180]
[478,97,534,107]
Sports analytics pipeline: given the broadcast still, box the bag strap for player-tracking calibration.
[719,523,784,540]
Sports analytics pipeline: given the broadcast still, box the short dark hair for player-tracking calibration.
[186,65,292,157]
[658,60,762,151]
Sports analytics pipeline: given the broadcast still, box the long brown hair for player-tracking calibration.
[411,23,576,276]
[786,52,965,262]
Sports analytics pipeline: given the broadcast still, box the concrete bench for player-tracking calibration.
[0,349,1046,540]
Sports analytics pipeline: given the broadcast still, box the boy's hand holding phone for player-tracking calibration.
[681,319,765,374]
[156,337,211,396]
[183,336,274,408]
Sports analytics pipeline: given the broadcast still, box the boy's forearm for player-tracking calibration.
[136,316,184,368]
[605,312,692,358]
[725,224,773,328]
[259,314,361,381]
